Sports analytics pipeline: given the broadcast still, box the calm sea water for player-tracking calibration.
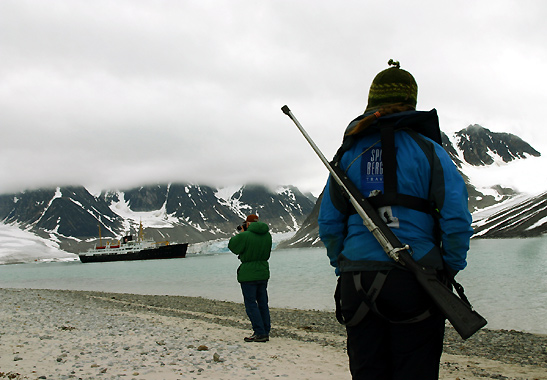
[0,238,546,335]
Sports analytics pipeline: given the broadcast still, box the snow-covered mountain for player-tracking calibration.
[445,125,541,212]
[2,124,546,262]
[279,124,545,248]
[0,184,315,260]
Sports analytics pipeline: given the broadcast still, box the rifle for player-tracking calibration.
[281,105,487,340]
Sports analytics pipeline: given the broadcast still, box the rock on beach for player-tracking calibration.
[0,288,546,380]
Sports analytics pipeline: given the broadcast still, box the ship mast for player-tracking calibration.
[139,220,144,242]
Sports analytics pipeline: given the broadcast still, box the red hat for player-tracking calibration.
[246,214,259,223]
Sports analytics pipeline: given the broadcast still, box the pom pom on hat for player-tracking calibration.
[365,59,418,112]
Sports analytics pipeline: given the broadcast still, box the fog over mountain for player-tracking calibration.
[0,124,545,263]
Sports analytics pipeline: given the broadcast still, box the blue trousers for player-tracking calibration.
[240,280,271,336]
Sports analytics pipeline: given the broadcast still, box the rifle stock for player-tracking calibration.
[282,105,487,340]
[397,251,487,339]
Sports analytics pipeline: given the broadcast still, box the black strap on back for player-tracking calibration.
[335,271,387,326]
[381,125,397,197]
[366,125,435,215]
[335,271,432,326]
[331,110,442,217]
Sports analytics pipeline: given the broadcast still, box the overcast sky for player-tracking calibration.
[1,0,546,197]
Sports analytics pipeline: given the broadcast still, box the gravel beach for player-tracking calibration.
[1,288,546,380]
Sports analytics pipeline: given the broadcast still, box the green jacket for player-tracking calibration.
[228,221,272,283]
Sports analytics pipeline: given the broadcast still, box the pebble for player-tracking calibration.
[1,288,546,380]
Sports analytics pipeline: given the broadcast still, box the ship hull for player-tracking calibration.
[79,243,188,263]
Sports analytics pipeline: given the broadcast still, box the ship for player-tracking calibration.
[79,223,188,263]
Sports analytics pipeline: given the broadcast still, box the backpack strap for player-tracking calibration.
[330,110,442,218]
[366,125,438,216]
[335,271,432,326]
[335,271,388,326]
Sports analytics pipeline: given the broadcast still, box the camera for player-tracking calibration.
[236,223,247,232]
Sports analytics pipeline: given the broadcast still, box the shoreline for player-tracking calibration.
[1,288,546,379]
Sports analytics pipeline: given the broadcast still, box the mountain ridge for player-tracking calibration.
[279,124,545,248]
[1,124,546,259]
[0,183,316,255]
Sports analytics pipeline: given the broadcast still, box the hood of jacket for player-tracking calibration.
[247,221,269,235]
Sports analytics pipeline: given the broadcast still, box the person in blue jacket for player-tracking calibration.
[318,60,473,380]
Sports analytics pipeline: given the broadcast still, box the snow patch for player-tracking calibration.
[214,185,252,218]
[215,185,243,202]
[462,154,547,195]
[0,223,77,264]
[108,191,177,230]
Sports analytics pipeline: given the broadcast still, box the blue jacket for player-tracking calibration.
[318,110,473,275]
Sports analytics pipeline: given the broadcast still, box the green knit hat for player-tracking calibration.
[365,59,418,112]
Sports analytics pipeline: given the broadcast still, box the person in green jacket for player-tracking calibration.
[228,214,272,342]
